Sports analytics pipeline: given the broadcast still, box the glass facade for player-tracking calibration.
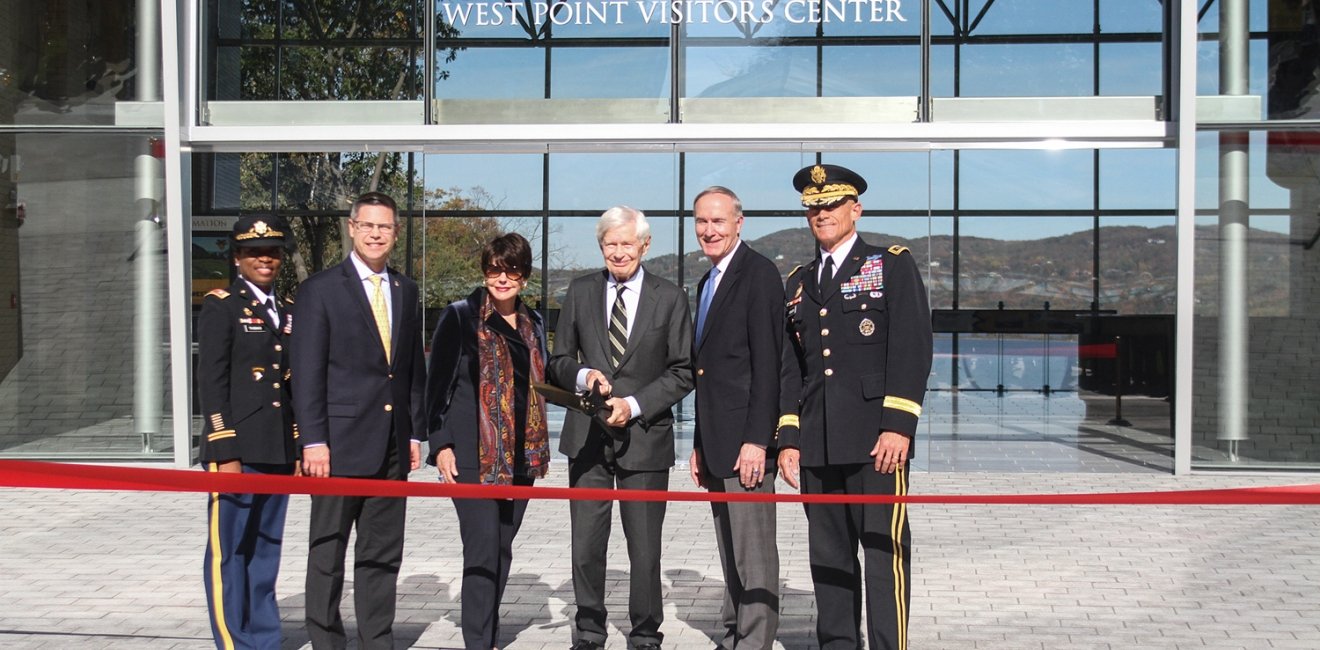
[1,1,167,459]
[4,1,1319,473]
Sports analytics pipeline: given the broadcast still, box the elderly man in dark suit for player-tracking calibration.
[548,205,694,650]
[778,164,933,650]
[291,191,426,650]
[197,215,299,650]
[688,186,783,650]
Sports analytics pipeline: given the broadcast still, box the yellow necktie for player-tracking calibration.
[369,275,391,363]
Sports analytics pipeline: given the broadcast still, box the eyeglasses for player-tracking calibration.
[484,267,525,281]
[350,219,397,235]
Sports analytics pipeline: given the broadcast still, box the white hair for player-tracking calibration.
[596,205,652,244]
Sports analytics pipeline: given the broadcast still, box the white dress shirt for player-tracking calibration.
[819,233,859,285]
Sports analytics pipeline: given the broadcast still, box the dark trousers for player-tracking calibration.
[203,462,295,650]
[568,458,668,646]
[707,471,780,650]
[452,474,533,650]
[305,444,407,650]
[802,464,911,650]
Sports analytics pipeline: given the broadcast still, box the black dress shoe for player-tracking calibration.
[571,640,604,650]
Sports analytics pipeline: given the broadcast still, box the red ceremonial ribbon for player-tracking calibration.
[2,460,1320,505]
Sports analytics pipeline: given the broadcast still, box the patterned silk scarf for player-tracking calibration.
[476,292,550,485]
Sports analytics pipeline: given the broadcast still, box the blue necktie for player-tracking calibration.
[696,266,719,343]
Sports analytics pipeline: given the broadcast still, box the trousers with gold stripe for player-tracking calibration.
[203,462,295,650]
[802,463,911,650]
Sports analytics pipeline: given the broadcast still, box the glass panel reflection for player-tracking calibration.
[1196,0,1320,122]
[0,133,169,457]
[0,1,159,126]
[417,214,544,311]
[1098,217,1176,315]
[957,217,1094,310]
[1192,128,1320,468]
[209,0,423,101]
[548,153,677,212]
[551,48,669,99]
[930,0,1164,100]
[957,44,1093,97]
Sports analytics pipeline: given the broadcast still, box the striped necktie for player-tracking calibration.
[609,284,628,368]
[369,275,391,363]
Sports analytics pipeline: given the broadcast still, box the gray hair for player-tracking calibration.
[596,205,652,244]
[693,186,743,215]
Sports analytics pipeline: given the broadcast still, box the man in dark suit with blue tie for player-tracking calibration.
[688,187,783,650]
[547,205,694,650]
[291,192,426,650]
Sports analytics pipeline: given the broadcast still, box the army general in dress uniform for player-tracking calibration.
[197,215,299,650]
[777,164,933,650]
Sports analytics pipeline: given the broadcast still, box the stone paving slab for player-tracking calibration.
[2,469,1319,649]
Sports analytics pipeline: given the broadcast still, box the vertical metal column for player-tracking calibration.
[919,0,930,122]
[1217,0,1249,460]
[1173,0,1198,475]
[135,0,164,452]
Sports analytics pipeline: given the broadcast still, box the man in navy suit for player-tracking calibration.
[688,187,783,650]
[291,192,426,650]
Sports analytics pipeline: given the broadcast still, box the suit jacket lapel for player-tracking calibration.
[697,244,746,352]
[388,270,404,368]
[806,258,824,302]
[340,259,386,363]
[588,271,613,366]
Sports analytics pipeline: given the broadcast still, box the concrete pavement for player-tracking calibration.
[3,468,1320,649]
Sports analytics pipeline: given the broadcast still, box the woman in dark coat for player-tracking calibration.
[426,232,549,650]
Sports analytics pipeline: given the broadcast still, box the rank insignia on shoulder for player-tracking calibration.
[888,245,909,255]
[283,314,293,335]
[206,289,230,299]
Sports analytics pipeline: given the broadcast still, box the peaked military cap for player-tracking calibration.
[231,215,291,249]
[793,163,868,207]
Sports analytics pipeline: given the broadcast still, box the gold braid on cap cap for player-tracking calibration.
[235,220,285,241]
[801,183,859,207]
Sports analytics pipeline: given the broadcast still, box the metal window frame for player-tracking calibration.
[158,0,1208,470]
